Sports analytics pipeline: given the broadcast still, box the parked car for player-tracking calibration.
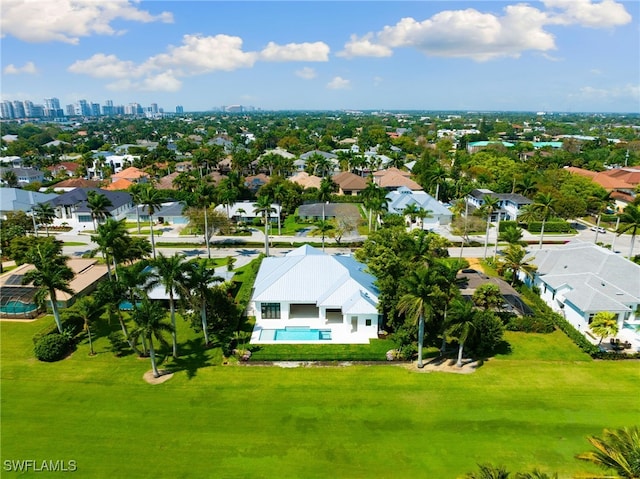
[590,226,606,234]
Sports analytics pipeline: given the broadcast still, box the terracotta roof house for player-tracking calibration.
[372,167,422,191]
[156,172,180,190]
[331,171,367,196]
[47,161,81,178]
[104,178,134,191]
[249,245,380,344]
[245,173,270,193]
[564,166,640,210]
[522,243,640,351]
[51,178,102,192]
[111,166,149,183]
[289,172,322,190]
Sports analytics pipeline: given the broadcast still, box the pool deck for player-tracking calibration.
[251,319,376,345]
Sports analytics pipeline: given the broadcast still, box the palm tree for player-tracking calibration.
[128,183,144,234]
[465,463,511,479]
[530,192,556,250]
[253,196,276,257]
[616,204,640,259]
[184,260,223,346]
[33,202,56,237]
[148,252,189,358]
[361,179,386,232]
[499,225,526,247]
[514,471,558,479]
[416,206,433,230]
[137,184,164,259]
[92,218,129,280]
[447,299,477,367]
[589,311,619,345]
[22,239,74,334]
[312,219,334,252]
[272,182,286,236]
[497,244,537,286]
[95,278,135,351]
[318,176,336,222]
[575,426,640,478]
[591,190,614,245]
[194,181,216,259]
[130,299,174,378]
[432,258,467,355]
[397,266,444,368]
[66,296,104,356]
[403,203,420,229]
[86,190,113,232]
[480,195,501,259]
[2,170,19,188]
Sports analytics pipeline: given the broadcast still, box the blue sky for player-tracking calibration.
[1,0,639,113]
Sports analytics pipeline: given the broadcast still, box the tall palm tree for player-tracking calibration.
[33,202,56,237]
[253,195,276,257]
[194,181,216,259]
[361,179,386,232]
[312,219,334,252]
[589,312,619,345]
[397,266,444,368]
[447,299,477,367]
[130,299,174,378]
[575,426,640,478]
[318,177,336,223]
[86,190,113,232]
[497,244,537,286]
[184,260,223,346]
[590,190,614,245]
[66,296,104,356]
[95,278,136,352]
[530,192,556,250]
[128,183,144,234]
[416,206,433,230]
[148,252,189,358]
[499,225,525,247]
[403,203,420,229]
[480,195,501,259]
[616,204,640,259]
[272,182,286,236]
[137,184,164,259]
[432,258,467,355]
[92,218,129,281]
[22,239,74,334]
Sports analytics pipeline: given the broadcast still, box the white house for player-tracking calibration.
[466,189,532,221]
[522,243,640,350]
[386,186,453,227]
[214,200,281,223]
[250,245,380,344]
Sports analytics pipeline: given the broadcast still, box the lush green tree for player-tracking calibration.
[95,278,135,352]
[575,426,640,478]
[467,310,505,357]
[86,190,113,232]
[361,179,387,232]
[616,204,640,259]
[22,239,74,333]
[33,202,56,237]
[498,225,526,247]
[148,252,189,358]
[64,296,104,355]
[397,265,444,368]
[472,283,503,311]
[2,170,19,188]
[130,299,174,378]
[184,260,223,346]
[589,312,619,345]
[497,244,537,286]
[137,184,164,259]
[447,298,477,367]
[253,195,276,257]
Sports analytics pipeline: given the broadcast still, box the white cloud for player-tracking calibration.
[3,61,38,75]
[327,76,350,90]
[68,53,142,79]
[295,67,317,80]
[574,84,640,101]
[259,41,329,62]
[373,76,383,87]
[337,34,393,58]
[543,0,632,28]
[1,0,173,44]
[340,0,631,61]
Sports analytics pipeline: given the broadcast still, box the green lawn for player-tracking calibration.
[1,317,638,478]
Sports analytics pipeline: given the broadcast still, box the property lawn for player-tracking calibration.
[1,318,638,478]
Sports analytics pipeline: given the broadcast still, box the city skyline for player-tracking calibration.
[1,0,639,114]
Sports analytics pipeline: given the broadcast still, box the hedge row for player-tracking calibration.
[522,221,573,233]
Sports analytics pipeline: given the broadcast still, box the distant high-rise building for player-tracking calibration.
[150,103,158,114]
[12,101,26,118]
[0,101,15,119]
[66,104,75,116]
[176,105,184,114]
[75,99,91,116]
[102,100,114,116]
[91,103,101,116]
[44,98,64,118]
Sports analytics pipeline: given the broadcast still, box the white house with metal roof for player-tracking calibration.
[250,245,380,344]
[386,186,452,227]
[522,242,640,350]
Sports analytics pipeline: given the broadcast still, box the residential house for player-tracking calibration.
[298,203,360,221]
[372,167,422,191]
[111,166,149,184]
[50,178,102,192]
[522,243,640,351]
[386,186,452,227]
[466,188,532,221]
[0,188,58,219]
[297,150,338,172]
[564,166,640,211]
[0,167,45,185]
[466,141,515,154]
[250,245,380,344]
[289,171,322,190]
[126,202,188,225]
[44,188,132,227]
[214,200,280,223]
[245,174,270,193]
[47,161,81,178]
[331,171,367,196]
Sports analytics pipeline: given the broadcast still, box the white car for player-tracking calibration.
[590,226,606,234]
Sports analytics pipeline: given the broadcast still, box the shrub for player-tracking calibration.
[34,333,71,362]
[525,221,573,233]
[468,311,505,357]
[506,312,555,333]
[498,220,518,232]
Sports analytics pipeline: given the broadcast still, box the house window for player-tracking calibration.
[365,319,372,326]
[588,313,595,324]
[261,303,281,319]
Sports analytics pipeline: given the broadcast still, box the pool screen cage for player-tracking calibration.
[0,286,41,319]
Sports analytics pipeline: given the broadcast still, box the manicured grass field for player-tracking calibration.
[1,317,638,478]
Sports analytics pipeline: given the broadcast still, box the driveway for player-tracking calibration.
[458,269,534,316]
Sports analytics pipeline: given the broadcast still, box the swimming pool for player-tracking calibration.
[0,301,38,314]
[259,326,332,341]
